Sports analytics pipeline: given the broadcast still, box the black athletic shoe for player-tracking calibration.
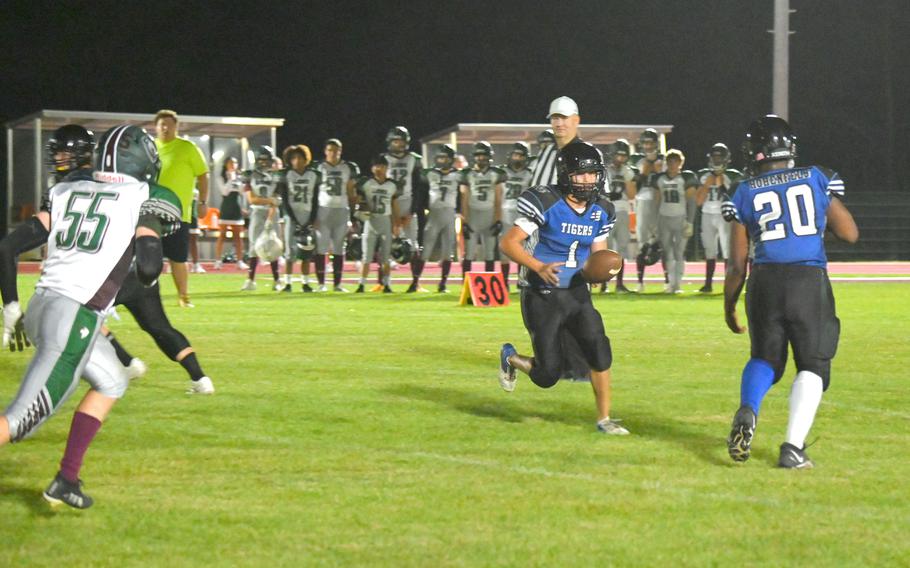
[437,283,448,293]
[615,284,631,294]
[383,285,394,294]
[406,282,418,293]
[698,285,713,293]
[281,284,292,293]
[727,405,757,462]
[355,284,365,293]
[43,473,93,509]
[302,283,314,293]
[778,442,814,469]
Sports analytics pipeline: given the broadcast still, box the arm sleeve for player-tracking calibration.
[134,234,164,286]
[0,217,50,304]
[514,216,538,236]
[817,166,845,200]
[516,190,546,227]
[595,201,615,242]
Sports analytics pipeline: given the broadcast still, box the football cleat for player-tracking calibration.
[370,284,384,293]
[596,418,630,435]
[193,263,206,274]
[333,285,349,293]
[316,284,328,293]
[213,260,223,270]
[272,281,284,292]
[237,260,250,270]
[499,343,517,392]
[778,442,814,469]
[125,358,148,381]
[302,283,314,293]
[43,473,93,509]
[187,376,215,395]
[178,295,195,308]
[355,284,365,293]
[240,279,257,291]
[437,284,448,293]
[383,285,394,294]
[727,405,757,462]
[281,284,292,293]
[615,284,631,294]
[406,282,418,293]
[698,285,713,293]
[635,282,646,293]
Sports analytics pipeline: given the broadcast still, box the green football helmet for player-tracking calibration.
[95,124,161,182]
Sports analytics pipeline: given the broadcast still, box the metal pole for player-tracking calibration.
[6,127,13,233]
[34,118,42,216]
[772,0,790,120]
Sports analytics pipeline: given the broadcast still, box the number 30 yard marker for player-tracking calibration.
[459,272,510,307]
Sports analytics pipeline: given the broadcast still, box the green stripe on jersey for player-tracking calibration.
[45,305,98,406]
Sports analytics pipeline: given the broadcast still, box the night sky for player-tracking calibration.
[2,0,908,206]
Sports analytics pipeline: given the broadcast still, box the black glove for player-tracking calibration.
[490,221,503,236]
[721,202,738,222]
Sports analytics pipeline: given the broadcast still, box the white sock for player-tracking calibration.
[785,370,824,448]
[359,277,366,285]
[303,275,309,284]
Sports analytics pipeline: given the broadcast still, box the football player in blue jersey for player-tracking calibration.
[723,115,858,468]
[498,141,629,435]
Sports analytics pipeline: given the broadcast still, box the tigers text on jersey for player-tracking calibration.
[424,168,461,210]
[699,168,743,214]
[728,166,844,267]
[316,160,360,208]
[516,185,615,289]
[655,170,699,217]
[242,168,282,211]
[460,166,506,211]
[283,168,322,221]
[40,171,182,311]
[503,166,533,211]
[383,152,422,201]
[357,176,401,217]
[606,163,636,213]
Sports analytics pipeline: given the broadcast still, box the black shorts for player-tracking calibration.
[520,285,612,388]
[746,263,840,389]
[161,222,189,262]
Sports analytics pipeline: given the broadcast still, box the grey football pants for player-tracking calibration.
[4,289,127,442]
[658,214,688,290]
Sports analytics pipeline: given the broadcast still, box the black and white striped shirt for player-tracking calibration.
[529,136,581,187]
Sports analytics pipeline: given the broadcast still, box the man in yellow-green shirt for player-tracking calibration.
[154,109,209,307]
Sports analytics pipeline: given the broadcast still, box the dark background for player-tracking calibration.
[2,0,908,228]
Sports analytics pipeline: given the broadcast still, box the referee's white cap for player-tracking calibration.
[547,96,579,118]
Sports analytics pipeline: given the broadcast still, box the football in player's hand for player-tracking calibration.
[582,249,623,283]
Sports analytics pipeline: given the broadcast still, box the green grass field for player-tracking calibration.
[1,275,907,566]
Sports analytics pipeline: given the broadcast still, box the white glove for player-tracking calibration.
[684,222,694,238]
[2,301,27,351]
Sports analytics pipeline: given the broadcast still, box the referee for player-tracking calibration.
[529,96,583,186]
[524,96,591,382]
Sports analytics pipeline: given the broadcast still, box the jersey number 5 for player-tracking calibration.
[55,190,119,253]
[754,184,817,241]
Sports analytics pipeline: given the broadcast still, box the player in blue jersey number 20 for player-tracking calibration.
[498,141,629,435]
[723,115,858,468]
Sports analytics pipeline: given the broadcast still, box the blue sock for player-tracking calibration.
[740,358,775,414]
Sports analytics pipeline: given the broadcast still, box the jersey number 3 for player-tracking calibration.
[754,184,817,242]
[55,190,118,253]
